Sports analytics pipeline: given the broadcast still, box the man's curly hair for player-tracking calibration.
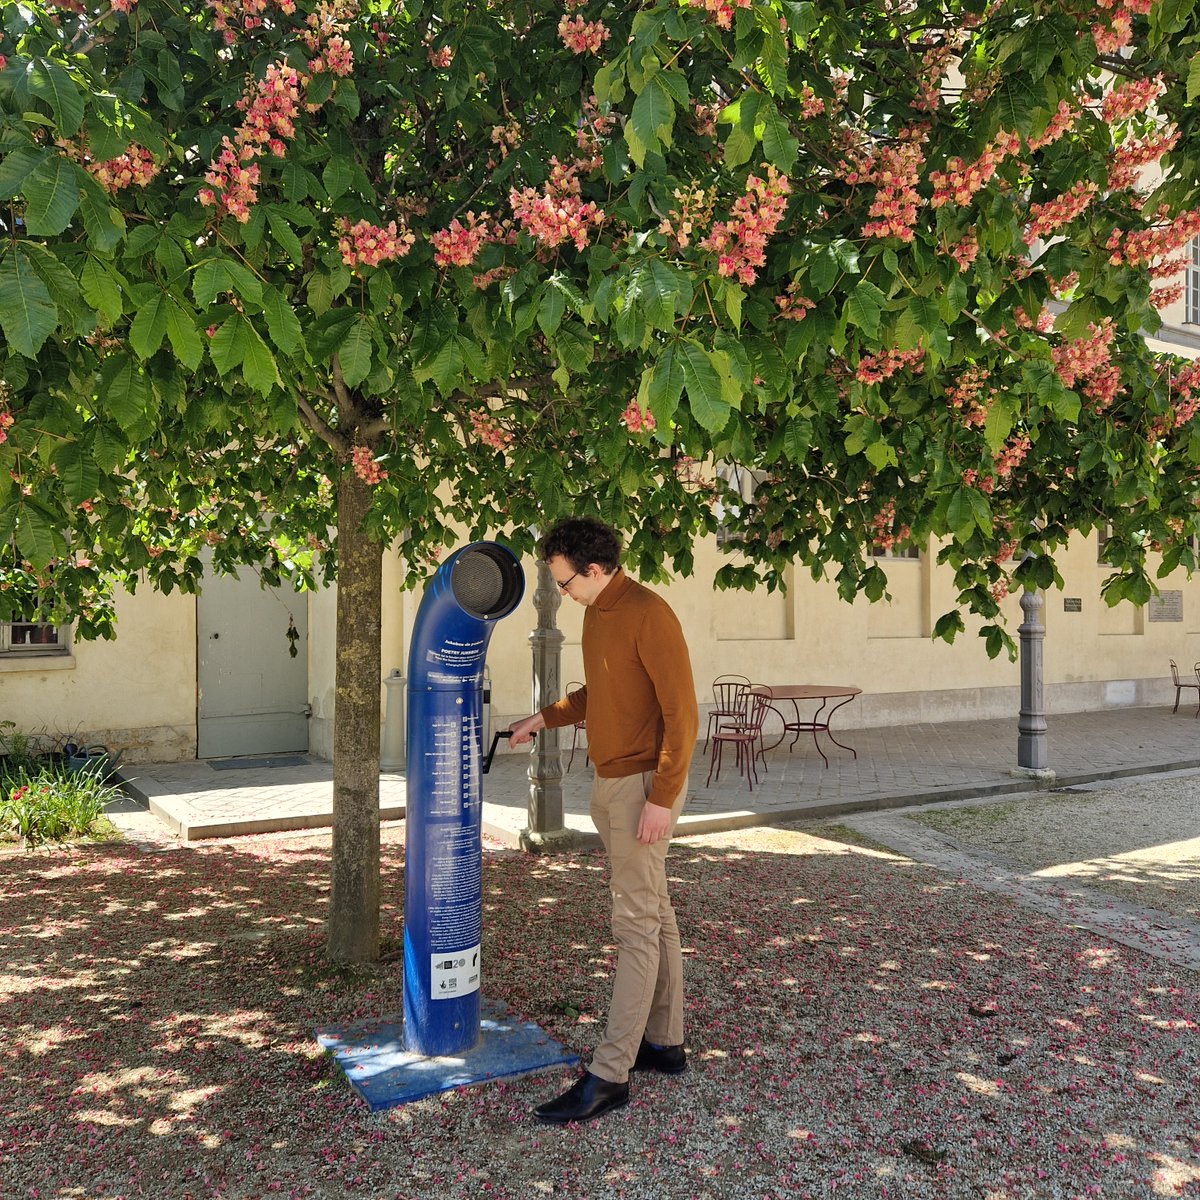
[539,517,621,575]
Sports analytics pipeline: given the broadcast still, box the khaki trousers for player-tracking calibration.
[587,771,687,1084]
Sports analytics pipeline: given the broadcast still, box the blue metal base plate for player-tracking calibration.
[316,997,580,1111]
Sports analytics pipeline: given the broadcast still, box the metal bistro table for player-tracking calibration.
[752,684,862,768]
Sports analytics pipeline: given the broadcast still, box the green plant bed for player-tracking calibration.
[0,761,126,850]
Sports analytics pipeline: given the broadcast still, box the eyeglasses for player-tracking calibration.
[555,571,580,592]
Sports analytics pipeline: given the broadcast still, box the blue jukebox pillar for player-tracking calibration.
[403,541,524,1056]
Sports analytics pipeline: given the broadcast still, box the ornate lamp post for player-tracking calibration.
[522,557,576,849]
[1015,574,1054,782]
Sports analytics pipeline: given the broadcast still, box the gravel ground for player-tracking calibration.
[904,772,1200,922]
[1,823,1197,1200]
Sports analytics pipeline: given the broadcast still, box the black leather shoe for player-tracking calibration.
[532,1071,630,1124]
[633,1036,691,1075]
[633,1036,687,1075]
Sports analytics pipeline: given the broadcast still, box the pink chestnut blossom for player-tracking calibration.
[337,218,416,270]
[87,146,159,192]
[557,14,608,54]
[350,445,387,485]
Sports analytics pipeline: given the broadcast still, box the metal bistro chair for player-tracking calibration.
[565,681,589,770]
[706,687,773,791]
[1169,659,1200,716]
[704,673,752,750]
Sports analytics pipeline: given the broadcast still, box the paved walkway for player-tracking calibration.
[837,791,1200,972]
[115,703,1200,847]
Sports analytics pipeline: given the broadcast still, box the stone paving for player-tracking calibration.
[115,703,1200,846]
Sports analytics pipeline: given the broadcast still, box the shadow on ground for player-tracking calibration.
[0,827,1196,1199]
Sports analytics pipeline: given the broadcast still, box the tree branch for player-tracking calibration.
[296,392,349,453]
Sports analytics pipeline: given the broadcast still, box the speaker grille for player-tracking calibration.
[452,548,518,618]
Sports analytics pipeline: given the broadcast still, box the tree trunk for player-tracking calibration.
[326,469,383,962]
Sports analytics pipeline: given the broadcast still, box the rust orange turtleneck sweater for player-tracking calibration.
[539,569,698,808]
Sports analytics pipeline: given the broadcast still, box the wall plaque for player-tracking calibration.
[1149,590,1183,622]
[1064,597,1082,612]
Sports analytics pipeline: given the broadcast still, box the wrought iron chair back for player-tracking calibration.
[704,673,751,750]
[1169,659,1200,716]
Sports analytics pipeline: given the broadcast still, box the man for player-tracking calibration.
[508,517,699,1124]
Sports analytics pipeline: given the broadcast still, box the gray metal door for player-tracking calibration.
[196,565,309,759]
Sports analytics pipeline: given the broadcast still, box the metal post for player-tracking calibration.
[380,669,406,771]
[1016,584,1050,774]
[526,558,565,839]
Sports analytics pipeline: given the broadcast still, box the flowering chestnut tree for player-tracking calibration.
[1,0,1199,958]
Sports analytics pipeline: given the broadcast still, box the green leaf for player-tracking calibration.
[933,610,964,644]
[20,242,84,325]
[266,208,304,265]
[0,147,50,200]
[165,298,203,369]
[721,280,744,328]
[80,257,123,326]
[457,336,488,381]
[194,258,262,308]
[909,294,942,333]
[538,285,566,337]
[332,80,360,119]
[594,60,626,107]
[307,270,334,316]
[14,503,56,567]
[990,78,1036,137]
[1188,51,1200,103]
[947,484,993,537]
[98,354,151,434]
[843,413,873,456]
[845,280,885,338]
[129,292,169,359]
[757,17,789,93]
[53,440,100,505]
[155,48,185,110]
[627,258,686,333]
[22,156,80,236]
[322,156,354,200]
[77,173,126,253]
[893,307,924,351]
[338,319,373,389]
[760,101,798,173]
[783,416,812,463]
[223,260,264,305]
[414,336,464,395]
[647,343,685,427]
[209,313,253,375]
[983,401,1014,454]
[629,73,676,167]
[0,247,58,357]
[807,246,839,294]
[864,440,898,470]
[193,260,233,308]
[240,325,280,396]
[262,287,302,355]
[553,322,594,375]
[723,123,755,169]
[679,341,731,433]
[92,423,127,474]
[26,58,85,137]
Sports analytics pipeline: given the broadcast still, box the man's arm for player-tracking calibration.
[637,602,700,811]
[509,684,587,744]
